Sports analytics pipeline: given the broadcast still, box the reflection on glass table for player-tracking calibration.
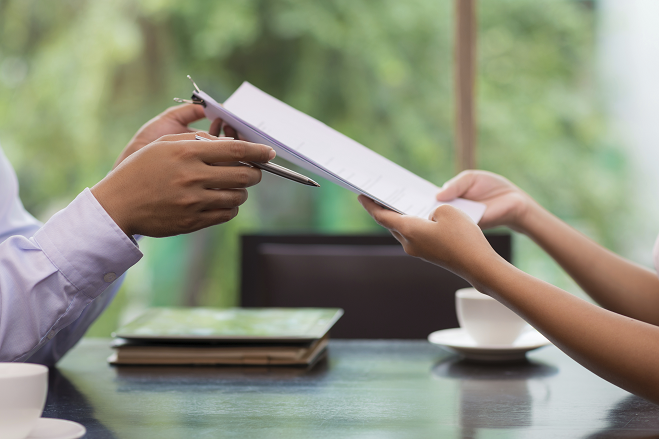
[45,339,659,439]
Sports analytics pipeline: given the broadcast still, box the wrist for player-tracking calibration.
[455,242,506,287]
[90,180,135,237]
[510,196,542,235]
[467,252,515,297]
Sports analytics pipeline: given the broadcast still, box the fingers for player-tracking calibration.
[156,133,274,164]
[430,203,464,222]
[175,207,240,234]
[184,189,249,231]
[163,104,206,126]
[200,188,249,210]
[436,170,477,201]
[192,132,233,141]
[163,190,249,235]
[389,229,405,244]
[208,118,239,139]
[223,123,238,139]
[160,132,232,141]
[191,139,275,164]
[357,195,404,230]
[158,132,199,142]
[209,118,223,137]
[202,165,262,189]
[197,207,240,229]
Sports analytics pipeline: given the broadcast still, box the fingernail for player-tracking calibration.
[268,148,276,160]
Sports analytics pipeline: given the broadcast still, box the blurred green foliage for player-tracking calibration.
[0,0,628,336]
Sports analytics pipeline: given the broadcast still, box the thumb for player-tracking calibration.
[436,171,476,201]
[166,104,206,126]
[436,183,459,202]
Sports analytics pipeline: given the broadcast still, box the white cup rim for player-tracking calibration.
[0,363,48,379]
[455,288,493,300]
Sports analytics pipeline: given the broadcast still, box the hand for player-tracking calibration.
[358,196,499,281]
[436,170,534,232]
[113,104,207,169]
[92,133,275,237]
[209,117,241,139]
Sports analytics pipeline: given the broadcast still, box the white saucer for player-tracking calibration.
[428,328,551,362]
[26,418,86,439]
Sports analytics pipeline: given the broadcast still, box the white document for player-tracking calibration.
[196,82,486,223]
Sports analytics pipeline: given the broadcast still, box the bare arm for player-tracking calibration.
[437,171,659,326]
[475,251,659,404]
[359,195,659,404]
[520,201,659,325]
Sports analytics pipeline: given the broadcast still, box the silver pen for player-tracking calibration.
[194,135,320,187]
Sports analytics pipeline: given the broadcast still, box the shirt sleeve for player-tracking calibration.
[0,188,142,363]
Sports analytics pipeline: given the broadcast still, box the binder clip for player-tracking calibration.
[173,75,206,107]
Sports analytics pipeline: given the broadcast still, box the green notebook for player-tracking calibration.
[112,307,343,343]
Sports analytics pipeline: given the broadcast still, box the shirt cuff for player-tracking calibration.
[32,188,143,300]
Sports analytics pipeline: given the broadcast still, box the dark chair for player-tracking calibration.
[240,233,512,339]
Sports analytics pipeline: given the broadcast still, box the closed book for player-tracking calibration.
[109,335,329,366]
[108,307,342,367]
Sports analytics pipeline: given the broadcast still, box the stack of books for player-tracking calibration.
[108,308,343,367]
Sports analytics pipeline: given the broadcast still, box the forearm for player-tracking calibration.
[0,189,141,362]
[518,202,659,325]
[25,275,124,366]
[470,256,659,404]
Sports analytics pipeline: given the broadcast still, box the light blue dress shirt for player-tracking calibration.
[0,147,142,365]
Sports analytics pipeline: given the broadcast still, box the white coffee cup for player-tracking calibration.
[456,287,528,346]
[0,363,49,439]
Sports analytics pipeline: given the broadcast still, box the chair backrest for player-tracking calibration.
[240,233,512,339]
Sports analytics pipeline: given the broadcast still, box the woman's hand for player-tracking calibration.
[113,104,207,169]
[358,195,501,281]
[436,170,534,232]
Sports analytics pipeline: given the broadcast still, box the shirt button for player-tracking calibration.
[103,272,117,283]
[47,331,56,340]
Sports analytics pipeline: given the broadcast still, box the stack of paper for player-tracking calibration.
[108,308,342,366]
[194,82,486,222]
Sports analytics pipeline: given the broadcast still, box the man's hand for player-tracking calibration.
[209,117,240,139]
[92,133,275,238]
[113,104,207,169]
